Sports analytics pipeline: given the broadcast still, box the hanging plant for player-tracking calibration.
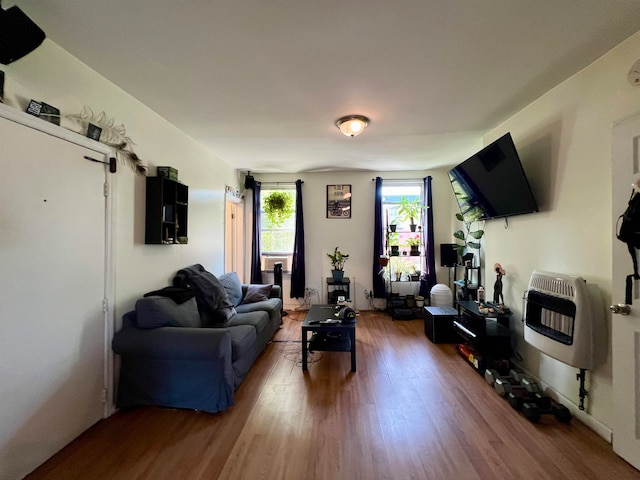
[66,106,147,175]
[263,191,294,227]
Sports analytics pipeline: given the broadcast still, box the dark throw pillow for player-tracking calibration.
[242,284,273,304]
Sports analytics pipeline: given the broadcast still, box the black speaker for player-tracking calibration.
[244,174,255,189]
[0,7,46,65]
[440,243,457,267]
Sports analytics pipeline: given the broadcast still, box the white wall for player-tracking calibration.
[253,170,455,311]
[482,31,640,431]
[2,40,242,325]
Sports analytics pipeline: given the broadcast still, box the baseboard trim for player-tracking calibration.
[514,363,612,443]
[542,387,612,443]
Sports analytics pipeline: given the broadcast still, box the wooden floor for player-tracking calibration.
[27,310,640,480]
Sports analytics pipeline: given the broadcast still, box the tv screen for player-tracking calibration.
[448,132,538,222]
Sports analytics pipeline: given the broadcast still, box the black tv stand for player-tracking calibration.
[453,300,512,373]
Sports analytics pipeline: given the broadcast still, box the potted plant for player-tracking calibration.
[405,235,421,256]
[415,295,425,308]
[263,191,294,227]
[327,246,349,282]
[388,211,399,232]
[388,232,400,256]
[397,196,425,232]
[409,265,421,281]
[453,212,484,259]
[391,257,406,281]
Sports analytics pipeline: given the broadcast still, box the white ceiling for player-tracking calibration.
[15,0,640,173]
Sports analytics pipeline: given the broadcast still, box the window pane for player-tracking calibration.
[261,230,295,253]
[260,188,296,256]
[381,182,424,266]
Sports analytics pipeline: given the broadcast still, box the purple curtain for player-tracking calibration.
[420,176,436,297]
[250,181,263,284]
[372,177,386,298]
[290,179,306,298]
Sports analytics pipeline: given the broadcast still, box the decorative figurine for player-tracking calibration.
[493,263,505,305]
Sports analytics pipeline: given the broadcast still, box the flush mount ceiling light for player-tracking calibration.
[335,115,369,137]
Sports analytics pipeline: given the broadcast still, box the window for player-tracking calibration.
[260,187,296,272]
[382,182,424,280]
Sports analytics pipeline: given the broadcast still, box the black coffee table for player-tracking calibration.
[301,304,356,372]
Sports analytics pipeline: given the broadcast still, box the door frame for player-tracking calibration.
[225,189,245,280]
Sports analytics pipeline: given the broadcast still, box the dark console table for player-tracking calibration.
[453,300,512,372]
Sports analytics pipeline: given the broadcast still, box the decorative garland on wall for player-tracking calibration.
[66,106,146,175]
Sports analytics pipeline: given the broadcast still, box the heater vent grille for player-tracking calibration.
[529,274,575,298]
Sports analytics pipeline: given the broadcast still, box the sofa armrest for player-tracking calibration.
[112,324,232,362]
[112,315,236,413]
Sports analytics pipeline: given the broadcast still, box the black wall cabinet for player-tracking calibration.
[145,176,188,244]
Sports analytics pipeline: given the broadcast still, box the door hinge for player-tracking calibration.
[102,389,107,404]
[103,182,109,197]
[102,298,108,313]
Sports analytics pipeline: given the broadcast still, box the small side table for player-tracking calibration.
[326,277,350,304]
[424,306,459,344]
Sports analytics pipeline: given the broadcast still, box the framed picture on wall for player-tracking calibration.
[326,184,352,219]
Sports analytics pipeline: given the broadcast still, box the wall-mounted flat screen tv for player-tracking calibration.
[448,132,538,222]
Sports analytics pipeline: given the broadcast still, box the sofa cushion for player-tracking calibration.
[227,325,258,387]
[226,310,278,354]
[219,272,244,307]
[135,296,201,329]
[189,271,236,326]
[242,284,273,304]
[227,310,270,336]
[235,297,281,316]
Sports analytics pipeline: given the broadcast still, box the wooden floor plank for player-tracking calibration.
[25,309,640,480]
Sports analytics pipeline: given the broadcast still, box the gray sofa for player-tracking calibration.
[112,266,282,413]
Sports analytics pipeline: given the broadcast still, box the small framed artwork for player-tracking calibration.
[86,123,102,141]
[26,99,42,117]
[326,184,352,219]
[40,102,60,125]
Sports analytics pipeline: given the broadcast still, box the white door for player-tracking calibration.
[0,116,108,479]
[612,113,640,470]
[225,197,244,278]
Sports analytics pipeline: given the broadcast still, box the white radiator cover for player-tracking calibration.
[524,270,606,370]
